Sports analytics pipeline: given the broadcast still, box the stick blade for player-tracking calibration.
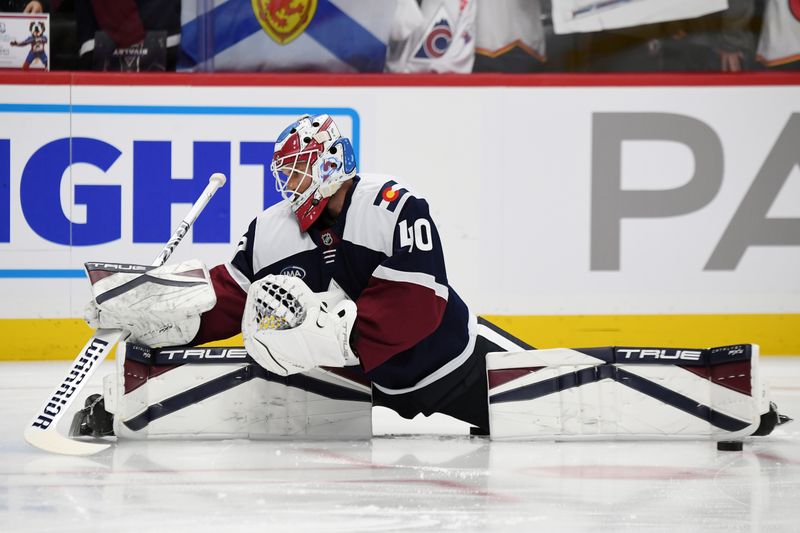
[24,426,111,456]
[23,328,121,456]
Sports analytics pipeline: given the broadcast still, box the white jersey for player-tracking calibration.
[757,0,800,67]
[551,0,729,35]
[385,0,476,73]
[475,0,545,64]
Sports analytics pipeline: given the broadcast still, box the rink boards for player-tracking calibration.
[0,72,798,358]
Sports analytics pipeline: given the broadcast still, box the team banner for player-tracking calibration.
[551,0,728,35]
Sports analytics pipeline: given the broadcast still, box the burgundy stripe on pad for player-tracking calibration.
[175,269,206,279]
[87,269,117,285]
[680,361,752,396]
[124,359,182,394]
[488,367,544,390]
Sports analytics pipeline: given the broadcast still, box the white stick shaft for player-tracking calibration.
[24,173,227,456]
[151,174,226,267]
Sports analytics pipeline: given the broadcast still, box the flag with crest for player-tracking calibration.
[180,0,397,72]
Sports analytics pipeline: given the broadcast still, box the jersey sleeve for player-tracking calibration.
[191,219,257,344]
[353,196,450,372]
[229,217,257,283]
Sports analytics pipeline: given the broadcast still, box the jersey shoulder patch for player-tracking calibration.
[356,173,424,216]
[345,174,418,256]
[368,176,414,212]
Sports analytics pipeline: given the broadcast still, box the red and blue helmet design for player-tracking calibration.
[270,114,357,231]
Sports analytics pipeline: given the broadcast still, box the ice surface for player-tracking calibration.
[2,359,800,532]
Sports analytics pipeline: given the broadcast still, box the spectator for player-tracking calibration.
[566,0,757,72]
[0,1,45,12]
[386,0,476,73]
[473,0,546,73]
[756,0,800,70]
[0,1,48,12]
[658,0,756,71]
[74,0,180,71]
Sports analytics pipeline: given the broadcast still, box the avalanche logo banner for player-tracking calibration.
[252,0,317,45]
[414,7,453,59]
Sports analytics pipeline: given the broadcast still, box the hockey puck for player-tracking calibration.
[717,441,743,451]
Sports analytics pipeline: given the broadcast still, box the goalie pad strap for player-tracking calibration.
[534,345,751,366]
[123,343,254,366]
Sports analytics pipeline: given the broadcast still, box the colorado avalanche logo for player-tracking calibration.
[791,0,800,22]
[414,13,453,59]
[251,0,317,45]
[319,156,339,180]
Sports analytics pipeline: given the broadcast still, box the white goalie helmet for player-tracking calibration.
[270,114,358,232]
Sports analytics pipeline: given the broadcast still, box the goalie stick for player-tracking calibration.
[23,173,227,456]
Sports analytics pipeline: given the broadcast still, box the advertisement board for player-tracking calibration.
[1,73,798,357]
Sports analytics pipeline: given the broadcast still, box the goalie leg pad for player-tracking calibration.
[104,342,372,440]
[487,344,768,441]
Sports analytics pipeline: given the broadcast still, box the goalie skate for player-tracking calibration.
[69,394,114,438]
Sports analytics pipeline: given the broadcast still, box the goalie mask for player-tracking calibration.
[270,114,357,232]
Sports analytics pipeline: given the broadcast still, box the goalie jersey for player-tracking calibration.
[194,174,475,393]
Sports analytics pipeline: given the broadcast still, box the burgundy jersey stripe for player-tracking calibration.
[355,277,447,372]
[192,264,248,345]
